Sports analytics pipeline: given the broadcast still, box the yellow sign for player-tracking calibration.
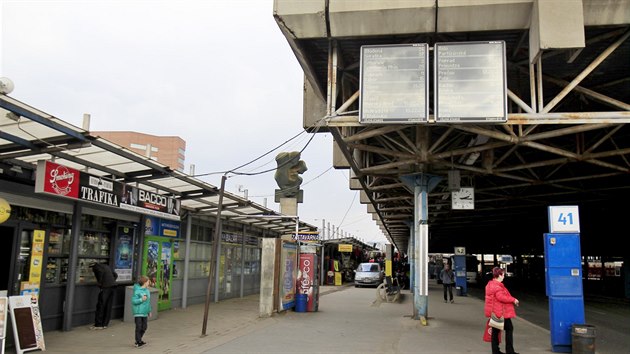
[0,197,10,224]
[334,272,342,286]
[29,231,45,287]
[163,229,177,237]
[338,244,353,253]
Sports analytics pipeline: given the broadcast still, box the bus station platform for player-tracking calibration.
[5,282,568,353]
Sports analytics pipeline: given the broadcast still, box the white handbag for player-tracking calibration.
[489,313,504,330]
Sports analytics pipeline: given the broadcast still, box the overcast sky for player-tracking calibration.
[1,0,389,244]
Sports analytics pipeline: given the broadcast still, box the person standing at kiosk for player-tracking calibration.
[90,262,118,330]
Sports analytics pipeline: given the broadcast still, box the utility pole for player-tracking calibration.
[201,174,227,336]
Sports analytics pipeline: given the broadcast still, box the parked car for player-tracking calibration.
[354,262,384,287]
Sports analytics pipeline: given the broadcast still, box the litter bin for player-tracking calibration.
[294,294,307,313]
[571,324,596,354]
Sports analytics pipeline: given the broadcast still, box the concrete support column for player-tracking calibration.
[279,197,298,217]
[408,225,414,291]
[259,238,277,317]
[63,202,82,331]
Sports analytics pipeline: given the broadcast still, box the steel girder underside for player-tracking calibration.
[297,26,630,256]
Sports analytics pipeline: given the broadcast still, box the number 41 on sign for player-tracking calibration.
[548,205,580,233]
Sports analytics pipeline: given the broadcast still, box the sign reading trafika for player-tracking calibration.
[35,160,180,220]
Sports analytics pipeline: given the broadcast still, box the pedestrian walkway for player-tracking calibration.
[5,282,552,353]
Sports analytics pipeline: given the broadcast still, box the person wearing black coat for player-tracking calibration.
[90,262,118,330]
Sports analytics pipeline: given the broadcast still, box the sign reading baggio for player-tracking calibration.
[35,160,180,220]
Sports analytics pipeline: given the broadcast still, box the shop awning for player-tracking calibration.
[0,94,316,234]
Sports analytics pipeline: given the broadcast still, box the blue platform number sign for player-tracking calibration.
[548,205,580,233]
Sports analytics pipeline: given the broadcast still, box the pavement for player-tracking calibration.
[5,281,558,354]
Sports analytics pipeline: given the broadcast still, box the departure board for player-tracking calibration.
[434,41,507,123]
[359,44,428,124]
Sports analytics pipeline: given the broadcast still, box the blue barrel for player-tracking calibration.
[295,294,307,312]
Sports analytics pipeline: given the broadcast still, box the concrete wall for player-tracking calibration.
[274,0,630,40]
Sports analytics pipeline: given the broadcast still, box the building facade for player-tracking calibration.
[93,131,186,172]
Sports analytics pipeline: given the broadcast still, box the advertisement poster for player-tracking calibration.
[144,217,160,236]
[146,241,159,288]
[160,220,180,237]
[160,242,172,302]
[0,297,6,340]
[23,230,45,299]
[8,295,45,352]
[298,253,319,312]
[144,216,180,238]
[279,242,297,311]
[114,227,134,282]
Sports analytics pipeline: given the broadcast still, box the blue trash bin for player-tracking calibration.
[295,294,307,312]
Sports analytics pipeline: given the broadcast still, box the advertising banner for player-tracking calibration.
[8,295,45,353]
[22,230,46,299]
[114,227,134,282]
[144,216,180,237]
[36,160,180,220]
[279,242,297,311]
[297,253,319,312]
[120,186,180,220]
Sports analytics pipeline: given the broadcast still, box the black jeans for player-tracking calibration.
[492,317,515,354]
[95,287,115,327]
[442,283,454,301]
[135,316,148,344]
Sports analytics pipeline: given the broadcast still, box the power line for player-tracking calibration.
[247,165,334,198]
[337,191,358,228]
[192,116,327,178]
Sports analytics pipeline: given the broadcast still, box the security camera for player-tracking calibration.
[0,77,15,94]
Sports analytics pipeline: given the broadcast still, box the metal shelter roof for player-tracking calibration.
[323,237,378,252]
[0,94,317,235]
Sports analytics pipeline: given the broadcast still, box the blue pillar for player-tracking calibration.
[401,173,441,324]
[452,255,467,296]
[544,233,585,353]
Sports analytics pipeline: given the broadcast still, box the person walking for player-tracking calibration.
[90,262,118,330]
[439,263,455,303]
[484,267,520,354]
[132,275,151,348]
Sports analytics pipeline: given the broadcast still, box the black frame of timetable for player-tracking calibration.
[434,41,508,123]
[359,43,429,124]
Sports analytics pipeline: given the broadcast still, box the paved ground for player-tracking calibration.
[4,282,595,354]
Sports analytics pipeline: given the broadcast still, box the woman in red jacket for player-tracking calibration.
[484,267,520,354]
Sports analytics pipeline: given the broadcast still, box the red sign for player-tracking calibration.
[36,160,181,220]
[35,161,80,199]
[297,253,319,312]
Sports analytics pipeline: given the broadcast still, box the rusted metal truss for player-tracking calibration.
[320,27,630,253]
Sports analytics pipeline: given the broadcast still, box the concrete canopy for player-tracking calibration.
[274,0,630,255]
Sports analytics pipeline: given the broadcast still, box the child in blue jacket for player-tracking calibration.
[132,275,151,348]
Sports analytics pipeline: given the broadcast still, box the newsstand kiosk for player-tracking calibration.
[544,206,587,353]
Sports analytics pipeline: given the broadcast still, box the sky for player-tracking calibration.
[0,0,389,244]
